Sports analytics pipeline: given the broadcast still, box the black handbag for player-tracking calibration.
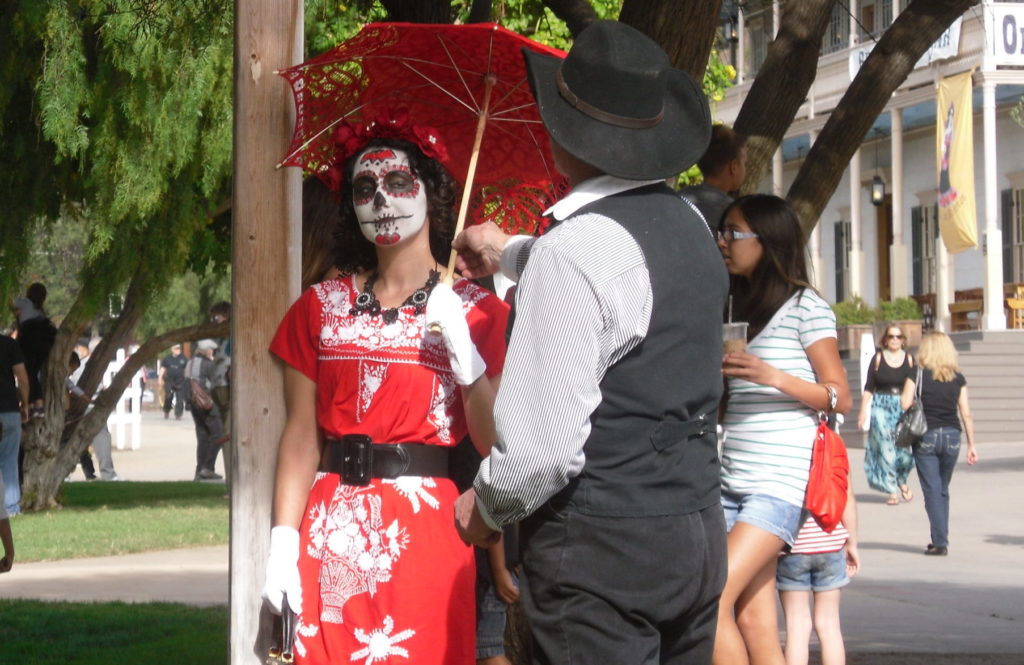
[895,367,927,448]
[266,594,296,664]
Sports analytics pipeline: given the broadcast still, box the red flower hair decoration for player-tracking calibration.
[321,109,449,192]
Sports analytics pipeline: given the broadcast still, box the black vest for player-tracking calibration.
[552,184,729,517]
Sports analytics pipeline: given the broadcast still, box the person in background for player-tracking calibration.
[679,124,747,229]
[301,176,345,289]
[0,475,14,573]
[187,339,225,482]
[715,194,851,665]
[858,323,916,505]
[160,344,188,420]
[0,332,29,516]
[901,331,978,556]
[66,351,122,482]
[208,301,232,485]
[13,283,57,419]
[777,479,860,665]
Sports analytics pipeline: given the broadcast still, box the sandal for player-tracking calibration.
[887,494,899,505]
[901,486,914,502]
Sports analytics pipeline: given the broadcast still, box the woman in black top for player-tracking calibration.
[900,332,978,556]
[858,323,916,505]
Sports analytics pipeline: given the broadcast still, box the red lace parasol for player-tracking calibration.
[278,22,568,241]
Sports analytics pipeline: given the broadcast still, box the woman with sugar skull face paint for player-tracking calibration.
[263,112,509,665]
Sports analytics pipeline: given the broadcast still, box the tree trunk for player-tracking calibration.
[733,0,837,192]
[467,0,491,24]
[542,0,600,37]
[786,0,979,236]
[619,0,722,81]
[379,0,452,23]
[18,258,230,511]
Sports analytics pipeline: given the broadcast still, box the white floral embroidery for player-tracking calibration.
[350,615,415,665]
[382,476,440,513]
[427,374,456,444]
[306,484,409,624]
[293,618,320,659]
[357,361,387,421]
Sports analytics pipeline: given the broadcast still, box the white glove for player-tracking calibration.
[426,283,486,386]
[261,526,303,615]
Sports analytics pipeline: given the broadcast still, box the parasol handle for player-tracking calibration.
[431,73,497,333]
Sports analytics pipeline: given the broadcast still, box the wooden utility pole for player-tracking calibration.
[232,2,303,662]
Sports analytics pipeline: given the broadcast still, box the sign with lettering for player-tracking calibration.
[989,4,1024,65]
[849,17,963,79]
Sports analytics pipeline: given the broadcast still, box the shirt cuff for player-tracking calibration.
[475,492,501,531]
[499,235,533,282]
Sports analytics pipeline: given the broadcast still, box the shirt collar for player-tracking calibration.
[545,175,665,221]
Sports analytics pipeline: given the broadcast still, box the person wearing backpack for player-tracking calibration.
[187,339,225,481]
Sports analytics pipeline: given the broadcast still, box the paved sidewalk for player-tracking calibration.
[1,411,1022,658]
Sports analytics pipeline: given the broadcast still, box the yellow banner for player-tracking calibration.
[936,71,978,254]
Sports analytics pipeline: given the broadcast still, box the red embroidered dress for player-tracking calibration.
[271,275,508,665]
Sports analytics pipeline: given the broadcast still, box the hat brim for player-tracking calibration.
[523,48,711,181]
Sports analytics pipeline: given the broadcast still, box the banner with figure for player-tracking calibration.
[936,71,978,254]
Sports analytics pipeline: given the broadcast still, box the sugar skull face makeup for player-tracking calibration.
[352,147,428,247]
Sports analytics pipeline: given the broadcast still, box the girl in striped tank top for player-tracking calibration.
[714,195,852,665]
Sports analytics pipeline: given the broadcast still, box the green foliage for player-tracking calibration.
[0,600,228,665]
[2,1,234,317]
[1012,95,1024,128]
[834,295,923,326]
[136,266,231,341]
[15,480,228,562]
[832,295,875,326]
[877,297,923,322]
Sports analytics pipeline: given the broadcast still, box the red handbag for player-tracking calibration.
[804,415,850,533]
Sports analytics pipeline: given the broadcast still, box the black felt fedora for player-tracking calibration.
[523,20,711,180]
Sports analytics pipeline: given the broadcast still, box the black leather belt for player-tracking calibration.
[321,434,451,486]
[876,386,902,395]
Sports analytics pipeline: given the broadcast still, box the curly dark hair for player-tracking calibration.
[721,194,814,339]
[333,138,458,275]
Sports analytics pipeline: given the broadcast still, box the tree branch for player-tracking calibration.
[542,0,599,38]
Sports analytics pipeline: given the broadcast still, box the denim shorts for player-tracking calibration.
[720,491,805,546]
[475,563,518,659]
[776,548,850,592]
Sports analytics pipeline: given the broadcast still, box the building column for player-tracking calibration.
[982,78,1006,330]
[773,147,784,196]
[849,148,864,299]
[936,239,953,333]
[807,131,825,292]
[890,109,908,297]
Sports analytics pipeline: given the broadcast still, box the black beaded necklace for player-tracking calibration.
[350,269,440,324]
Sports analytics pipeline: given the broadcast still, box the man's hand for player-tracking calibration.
[453,222,510,279]
[454,488,500,547]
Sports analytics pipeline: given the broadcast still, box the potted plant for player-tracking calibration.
[875,297,924,348]
[831,296,875,353]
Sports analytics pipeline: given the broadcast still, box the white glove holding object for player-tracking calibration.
[261,526,303,615]
[426,282,486,386]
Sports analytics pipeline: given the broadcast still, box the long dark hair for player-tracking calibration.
[333,138,458,275]
[722,194,813,339]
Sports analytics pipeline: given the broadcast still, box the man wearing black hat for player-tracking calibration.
[454,20,729,665]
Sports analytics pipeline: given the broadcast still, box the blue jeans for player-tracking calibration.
[913,426,961,548]
[0,411,23,515]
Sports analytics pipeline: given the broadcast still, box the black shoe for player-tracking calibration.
[164,412,170,419]
[195,469,224,481]
[924,545,948,556]
[175,414,182,420]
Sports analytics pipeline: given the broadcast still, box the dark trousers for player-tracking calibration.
[190,403,224,474]
[913,426,961,548]
[520,502,727,665]
[164,380,186,417]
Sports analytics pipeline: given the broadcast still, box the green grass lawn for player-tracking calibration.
[3,481,231,662]
[14,481,229,562]
[0,599,228,664]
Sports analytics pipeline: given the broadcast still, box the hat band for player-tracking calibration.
[556,68,664,130]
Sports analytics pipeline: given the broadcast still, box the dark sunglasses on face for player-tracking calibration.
[886,334,903,339]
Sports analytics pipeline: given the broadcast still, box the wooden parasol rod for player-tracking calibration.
[442,72,497,285]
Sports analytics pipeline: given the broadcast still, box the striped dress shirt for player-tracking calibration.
[474,176,664,528]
